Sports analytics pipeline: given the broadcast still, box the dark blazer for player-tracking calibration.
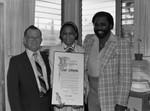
[7,51,53,111]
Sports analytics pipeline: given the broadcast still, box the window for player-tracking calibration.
[34,0,61,46]
[34,0,134,46]
[82,0,116,41]
[121,0,134,45]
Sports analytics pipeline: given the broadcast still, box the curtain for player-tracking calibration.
[62,0,82,45]
[6,0,35,56]
[134,0,150,56]
[5,0,35,111]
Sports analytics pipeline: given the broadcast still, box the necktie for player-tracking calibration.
[66,47,74,52]
[33,53,47,94]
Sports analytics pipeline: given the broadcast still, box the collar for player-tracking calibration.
[26,48,40,59]
[63,43,75,50]
[93,32,117,45]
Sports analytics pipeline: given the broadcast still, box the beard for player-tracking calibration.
[94,29,110,39]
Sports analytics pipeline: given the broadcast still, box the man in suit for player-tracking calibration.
[83,11,132,111]
[7,25,53,111]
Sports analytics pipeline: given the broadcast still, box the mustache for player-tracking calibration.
[96,30,105,32]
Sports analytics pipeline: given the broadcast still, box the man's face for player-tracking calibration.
[93,16,111,39]
[24,29,42,52]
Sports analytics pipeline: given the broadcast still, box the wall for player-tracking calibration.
[62,0,82,45]
[0,1,5,111]
[4,0,35,111]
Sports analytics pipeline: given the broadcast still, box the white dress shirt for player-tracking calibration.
[26,49,49,92]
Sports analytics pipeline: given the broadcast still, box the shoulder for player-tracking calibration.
[49,44,60,54]
[109,33,130,46]
[48,44,63,58]
[9,52,26,63]
[49,44,62,51]
[117,37,130,46]
[83,34,96,48]
[83,34,96,44]
[84,34,95,41]
[75,44,85,53]
[40,51,48,58]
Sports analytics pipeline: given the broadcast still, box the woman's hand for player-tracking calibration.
[72,105,82,109]
[55,103,65,109]
[55,92,65,108]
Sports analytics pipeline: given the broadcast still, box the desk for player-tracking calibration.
[128,91,150,111]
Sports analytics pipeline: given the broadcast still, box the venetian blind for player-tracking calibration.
[122,0,134,45]
[82,0,116,41]
[34,0,61,46]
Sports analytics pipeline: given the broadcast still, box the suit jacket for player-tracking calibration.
[7,51,53,111]
[83,33,132,111]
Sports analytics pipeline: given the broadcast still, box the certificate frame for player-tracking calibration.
[52,51,84,106]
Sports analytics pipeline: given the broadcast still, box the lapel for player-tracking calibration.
[85,33,118,75]
[84,34,96,70]
[22,52,38,88]
[86,39,95,55]
[99,38,117,72]
[85,36,95,64]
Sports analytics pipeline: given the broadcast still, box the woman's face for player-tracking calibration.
[61,25,77,47]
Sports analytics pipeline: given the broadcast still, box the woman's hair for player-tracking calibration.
[59,21,79,41]
[92,11,114,29]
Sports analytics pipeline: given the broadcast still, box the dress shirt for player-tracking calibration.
[88,36,106,77]
[26,49,49,92]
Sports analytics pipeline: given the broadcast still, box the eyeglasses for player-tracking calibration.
[61,32,75,36]
[26,37,42,41]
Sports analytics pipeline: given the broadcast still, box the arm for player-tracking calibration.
[7,57,21,111]
[83,36,90,104]
[48,47,55,87]
[116,39,132,107]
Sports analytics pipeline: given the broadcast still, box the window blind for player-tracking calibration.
[82,0,116,41]
[35,0,61,46]
[121,0,134,45]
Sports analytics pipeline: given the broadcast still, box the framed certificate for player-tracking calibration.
[52,51,84,106]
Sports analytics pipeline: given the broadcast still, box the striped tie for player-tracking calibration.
[33,53,47,94]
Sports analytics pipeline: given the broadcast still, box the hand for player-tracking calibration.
[115,104,127,111]
[55,92,65,108]
[55,103,65,109]
[72,105,82,109]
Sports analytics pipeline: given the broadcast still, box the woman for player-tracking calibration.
[49,21,84,111]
